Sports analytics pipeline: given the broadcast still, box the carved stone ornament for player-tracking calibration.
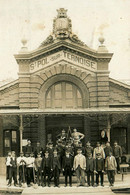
[69,34,85,46]
[53,8,72,39]
[39,8,86,47]
[40,35,54,47]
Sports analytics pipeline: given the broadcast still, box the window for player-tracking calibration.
[46,82,83,109]
[4,130,19,156]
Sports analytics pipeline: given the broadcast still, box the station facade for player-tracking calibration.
[0,8,130,163]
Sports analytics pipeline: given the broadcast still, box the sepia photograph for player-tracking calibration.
[0,0,130,194]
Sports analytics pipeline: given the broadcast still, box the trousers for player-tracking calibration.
[75,166,85,186]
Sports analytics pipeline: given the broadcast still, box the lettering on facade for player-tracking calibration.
[29,51,97,72]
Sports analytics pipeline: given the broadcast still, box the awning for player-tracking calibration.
[0,108,130,115]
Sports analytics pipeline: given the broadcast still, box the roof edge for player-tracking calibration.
[109,77,130,89]
[0,79,19,90]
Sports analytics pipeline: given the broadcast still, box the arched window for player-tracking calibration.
[46,82,83,109]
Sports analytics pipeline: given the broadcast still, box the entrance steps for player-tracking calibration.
[22,186,114,195]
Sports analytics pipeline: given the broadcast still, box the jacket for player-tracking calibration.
[41,156,52,170]
[113,145,122,158]
[34,157,42,170]
[62,156,73,168]
[86,157,95,172]
[105,156,117,171]
[85,146,93,157]
[104,146,113,157]
[95,158,104,171]
[52,156,61,170]
[73,154,86,170]
[10,157,17,168]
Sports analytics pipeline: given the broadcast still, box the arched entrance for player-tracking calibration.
[38,74,89,145]
[46,81,83,109]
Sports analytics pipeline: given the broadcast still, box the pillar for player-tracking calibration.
[38,115,46,149]
[84,115,91,143]
[19,114,23,153]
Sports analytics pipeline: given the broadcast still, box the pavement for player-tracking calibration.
[0,173,130,194]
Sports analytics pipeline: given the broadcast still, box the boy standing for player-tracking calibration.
[17,152,26,187]
[73,148,86,187]
[41,151,52,187]
[52,150,61,187]
[86,153,95,187]
[113,141,122,173]
[26,152,35,187]
[34,153,42,186]
[5,152,12,186]
[95,153,104,187]
[62,150,73,187]
[105,151,117,186]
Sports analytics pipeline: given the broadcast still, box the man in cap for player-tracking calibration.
[104,141,113,159]
[8,151,18,187]
[60,129,67,143]
[73,148,86,186]
[95,153,105,187]
[105,151,117,186]
[41,150,52,187]
[113,141,122,173]
[86,153,95,187]
[24,139,33,156]
[34,141,44,158]
[26,152,35,187]
[52,149,61,187]
[85,141,93,158]
[62,150,73,187]
[34,153,42,186]
[47,142,54,160]
[17,152,26,187]
[93,142,105,160]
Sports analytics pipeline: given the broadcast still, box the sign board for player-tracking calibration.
[29,51,97,73]
[22,139,28,146]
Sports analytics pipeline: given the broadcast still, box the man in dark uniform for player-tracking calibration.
[52,149,61,187]
[41,151,52,187]
[62,150,73,187]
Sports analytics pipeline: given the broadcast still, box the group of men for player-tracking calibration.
[5,129,123,188]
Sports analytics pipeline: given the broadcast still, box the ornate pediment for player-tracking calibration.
[39,8,86,48]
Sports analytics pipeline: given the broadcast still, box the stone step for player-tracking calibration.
[22,186,114,195]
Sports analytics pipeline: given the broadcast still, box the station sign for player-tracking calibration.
[29,51,97,73]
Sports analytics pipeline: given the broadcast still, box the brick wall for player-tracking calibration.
[109,84,130,104]
[0,83,19,106]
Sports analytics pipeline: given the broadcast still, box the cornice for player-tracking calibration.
[0,82,19,94]
[109,77,130,91]
[0,79,19,91]
[14,40,113,63]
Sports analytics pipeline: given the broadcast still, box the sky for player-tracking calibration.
[0,0,130,82]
